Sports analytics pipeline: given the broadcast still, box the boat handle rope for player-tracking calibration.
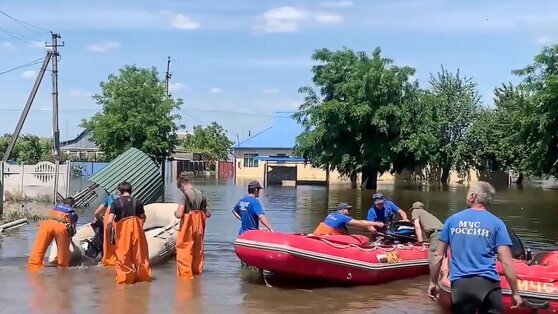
[316,238,428,252]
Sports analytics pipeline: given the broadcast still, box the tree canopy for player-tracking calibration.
[294,43,558,187]
[0,134,51,164]
[181,122,233,161]
[81,65,183,163]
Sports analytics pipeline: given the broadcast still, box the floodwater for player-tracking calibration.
[1,179,558,314]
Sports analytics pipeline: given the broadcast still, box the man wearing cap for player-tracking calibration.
[313,202,385,236]
[410,201,443,264]
[233,181,273,234]
[366,193,408,228]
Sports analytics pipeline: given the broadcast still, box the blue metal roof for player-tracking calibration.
[235,112,302,149]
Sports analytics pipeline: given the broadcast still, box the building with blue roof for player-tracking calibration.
[233,111,352,186]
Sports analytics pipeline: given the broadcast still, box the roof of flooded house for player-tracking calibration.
[235,112,303,149]
[60,130,99,151]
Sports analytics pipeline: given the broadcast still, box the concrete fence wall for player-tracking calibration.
[1,161,70,200]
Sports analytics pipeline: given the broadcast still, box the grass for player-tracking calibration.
[1,209,44,224]
[4,191,51,203]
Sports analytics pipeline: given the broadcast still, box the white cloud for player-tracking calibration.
[210,88,222,93]
[1,42,13,48]
[535,36,551,45]
[29,41,50,50]
[69,89,93,98]
[319,1,354,8]
[38,107,51,111]
[87,41,121,53]
[254,7,308,33]
[166,13,201,30]
[21,70,36,78]
[169,82,185,92]
[314,13,344,24]
[263,88,279,94]
[254,6,346,33]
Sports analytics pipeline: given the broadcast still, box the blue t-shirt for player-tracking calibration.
[439,209,512,282]
[323,212,352,230]
[103,194,119,208]
[53,204,79,224]
[367,200,400,223]
[233,195,264,234]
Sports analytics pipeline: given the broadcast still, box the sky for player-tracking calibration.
[0,0,556,143]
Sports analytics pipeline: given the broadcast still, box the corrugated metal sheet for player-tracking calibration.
[89,148,163,204]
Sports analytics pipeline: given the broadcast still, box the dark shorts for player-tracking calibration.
[451,277,503,314]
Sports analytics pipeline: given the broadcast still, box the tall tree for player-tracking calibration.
[15,135,43,164]
[81,65,183,163]
[512,44,558,178]
[427,67,481,184]
[294,47,417,189]
[181,122,233,161]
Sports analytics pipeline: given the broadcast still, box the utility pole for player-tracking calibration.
[162,56,172,200]
[0,49,52,216]
[165,56,171,98]
[46,32,64,204]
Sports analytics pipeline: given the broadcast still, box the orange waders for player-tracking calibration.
[28,209,72,271]
[176,210,207,279]
[101,207,117,266]
[312,222,348,236]
[114,216,152,284]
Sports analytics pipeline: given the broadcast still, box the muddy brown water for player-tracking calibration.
[1,180,557,314]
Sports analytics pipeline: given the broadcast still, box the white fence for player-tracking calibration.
[1,161,70,201]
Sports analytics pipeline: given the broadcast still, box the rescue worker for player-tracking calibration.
[367,193,408,227]
[233,181,273,234]
[108,182,151,285]
[409,201,443,264]
[93,192,119,266]
[28,197,78,271]
[174,175,211,279]
[313,202,385,235]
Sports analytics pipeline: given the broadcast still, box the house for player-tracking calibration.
[60,130,103,160]
[233,112,354,187]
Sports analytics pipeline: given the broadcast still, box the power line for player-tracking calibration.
[0,107,278,117]
[0,10,50,36]
[0,57,44,76]
[0,27,34,45]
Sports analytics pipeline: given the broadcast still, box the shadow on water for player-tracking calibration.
[0,178,557,313]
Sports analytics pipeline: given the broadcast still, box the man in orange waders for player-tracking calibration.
[108,182,152,285]
[28,197,78,271]
[93,193,119,266]
[313,202,384,235]
[175,176,211,279]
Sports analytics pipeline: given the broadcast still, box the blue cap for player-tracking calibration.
[337,202,352,210]
[372,193,385,204]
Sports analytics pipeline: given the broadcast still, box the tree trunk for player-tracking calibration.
[350,173,358,189]
[440,165,451,185]
[515,173,524,186]
[362,165,378,190]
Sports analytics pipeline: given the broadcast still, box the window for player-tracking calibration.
[243,153,259,168]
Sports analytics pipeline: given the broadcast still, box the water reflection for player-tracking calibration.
[1,179,557,314]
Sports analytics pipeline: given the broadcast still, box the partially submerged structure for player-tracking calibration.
[72,148,164,207]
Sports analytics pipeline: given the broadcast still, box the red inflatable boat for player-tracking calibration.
[438,251,558,313]
[234,230,429,285]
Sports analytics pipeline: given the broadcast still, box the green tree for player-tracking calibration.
[294,47,417,189]
[81,65,183,163]
[14,135,43,164]
[181,122,233,161]
[512,44,558,178]
[427,67,482,184]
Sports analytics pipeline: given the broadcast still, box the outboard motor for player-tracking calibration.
[386,221,418,243]
[81,218,104,261]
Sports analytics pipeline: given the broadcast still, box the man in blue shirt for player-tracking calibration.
[313,202,385,235]
[367,193,408,227]
[429,181,522,313]
[233,181,273,234]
